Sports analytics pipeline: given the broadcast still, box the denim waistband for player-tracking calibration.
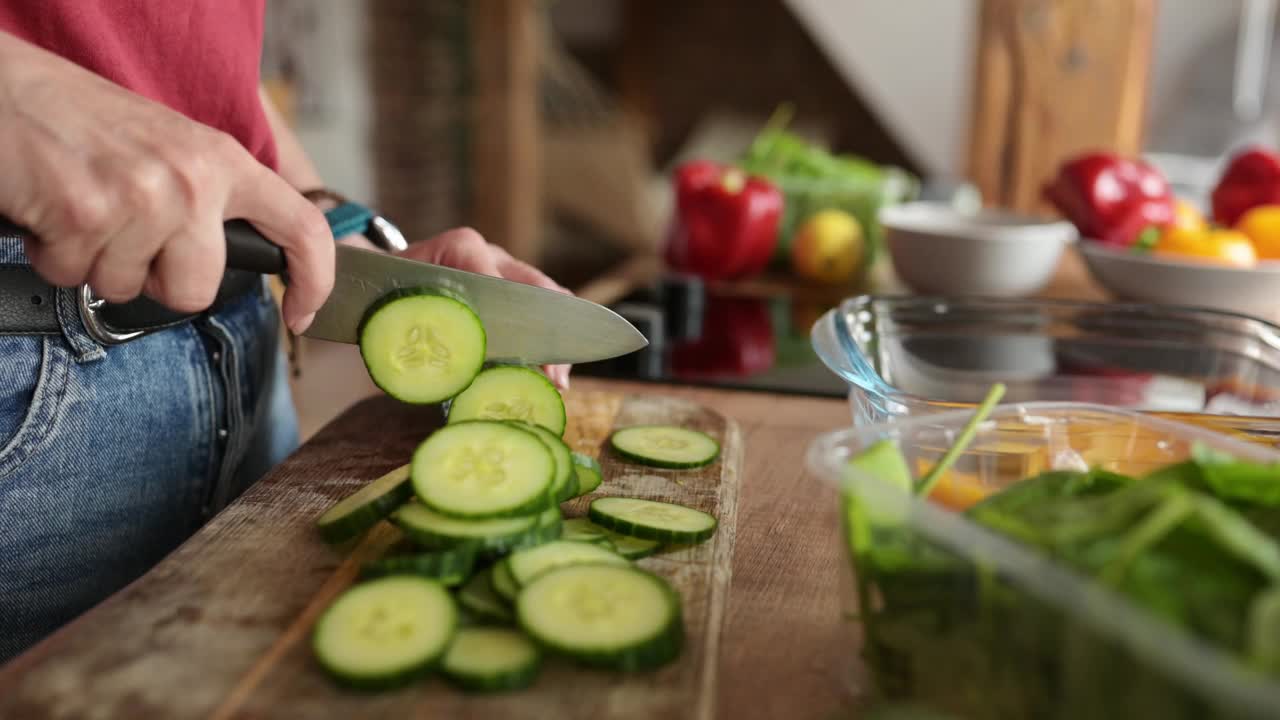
[0,237,106,363]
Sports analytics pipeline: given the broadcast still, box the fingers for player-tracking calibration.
[15,161,123,289]
[142,218,225,313]
[496,253,572,296]
[225,156,334,333]
[85,159,179,302]
[542,363,571,390]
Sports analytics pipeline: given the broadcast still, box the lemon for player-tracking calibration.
[790,209,864,284]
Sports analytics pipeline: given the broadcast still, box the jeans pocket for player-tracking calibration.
[0,335,71,480]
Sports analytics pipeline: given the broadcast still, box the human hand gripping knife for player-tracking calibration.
[0,212,647,365]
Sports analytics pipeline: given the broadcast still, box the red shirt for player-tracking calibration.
[0,1,277,169]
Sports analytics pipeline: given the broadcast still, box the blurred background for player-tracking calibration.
[265,0,1280,435]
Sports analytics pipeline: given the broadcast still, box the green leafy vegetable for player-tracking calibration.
[844,429,1280,717]
[1192,442,1280,506]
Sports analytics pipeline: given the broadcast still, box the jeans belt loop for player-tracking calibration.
[55,287,107,363]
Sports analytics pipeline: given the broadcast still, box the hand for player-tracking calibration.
[396,227,573,389]
[0,33,333,334]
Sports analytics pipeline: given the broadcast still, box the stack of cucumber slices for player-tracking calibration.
[313,294,722,694]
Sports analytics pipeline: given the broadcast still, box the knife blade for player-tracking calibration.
[227,220,648,365]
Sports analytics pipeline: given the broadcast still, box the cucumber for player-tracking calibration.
[392,503,540,553]
[570,453,603,498]
[362,543,477,585]
[447,365,567,436]
[559,517,617,548]
[516,563,683,671]
[458,570,514,623]
[532,506,565,545]
[502,540,629,588]
[610,426,720,469]
[588,497,717,545]
[312,575,458,690]
[358,288,486,405]
[315,464,413,544]
[604,533,662,561]
[411,421,555,519]
[490,562,520,603]
[441,627,541,692]
[513,422,576,503]
[561,517,660,560]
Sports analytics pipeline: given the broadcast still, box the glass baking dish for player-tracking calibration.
[807,402,1280,719]
[811,296,1280,449]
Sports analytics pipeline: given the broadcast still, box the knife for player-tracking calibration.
[3,216,649,365]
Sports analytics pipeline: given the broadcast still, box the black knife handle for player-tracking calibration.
[0,215,286,275]
[224,219,286,274]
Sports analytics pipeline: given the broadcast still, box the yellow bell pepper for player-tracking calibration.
[1154,225,1257,268]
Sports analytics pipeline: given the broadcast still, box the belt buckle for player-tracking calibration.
[76,285,149,345]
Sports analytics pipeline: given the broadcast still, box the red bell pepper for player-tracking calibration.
[670,296,775,378]
[666,160,783,280]
[1043,152,1175,246]
[1210,146,1280,227]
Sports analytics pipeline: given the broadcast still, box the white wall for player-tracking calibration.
[785,0,1244,178]
[783,0,978,178]
[265,0,373,203]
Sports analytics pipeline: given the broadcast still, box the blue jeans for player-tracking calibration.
[0,238,299,662]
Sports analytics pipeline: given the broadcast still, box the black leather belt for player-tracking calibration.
[0,262,261,338]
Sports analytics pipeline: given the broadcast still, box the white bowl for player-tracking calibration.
[880,202,1076,297]
[1079,241,1280,317]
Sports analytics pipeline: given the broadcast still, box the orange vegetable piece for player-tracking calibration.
[1234,204,1280,260]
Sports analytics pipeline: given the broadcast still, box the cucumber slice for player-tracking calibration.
[458,570,514,623]
[441,627,541,692]
[447,365,567,436]
[513,422,576,503]
[412,421,555,519]
[312,575,458,690]
[559,517,616,548]
[516,563,683,671]
[610,426,719,469]
[569,453,603,498]
[362,543,477,585]
[503,540,629,588]
[845,438,912,524]
[392,503,540,553]
[560,517,660,559]
[588,497,717,545]
[490,562,519,603]
[358,289,486,405]
[316,465,413,544]
[605,533,662,561]
[531,506,565,546]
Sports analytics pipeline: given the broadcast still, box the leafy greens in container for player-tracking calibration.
[824,396,1280,720]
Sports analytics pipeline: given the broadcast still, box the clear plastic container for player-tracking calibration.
[807,402,1280,719]
[810,295,1280,448]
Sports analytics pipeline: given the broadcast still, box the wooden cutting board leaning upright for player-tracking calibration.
[0,389,743,720]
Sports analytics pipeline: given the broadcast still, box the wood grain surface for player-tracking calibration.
[0,381,854,720]
[968,0,1156,214]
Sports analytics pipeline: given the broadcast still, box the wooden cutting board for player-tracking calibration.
[0,390,742,720]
